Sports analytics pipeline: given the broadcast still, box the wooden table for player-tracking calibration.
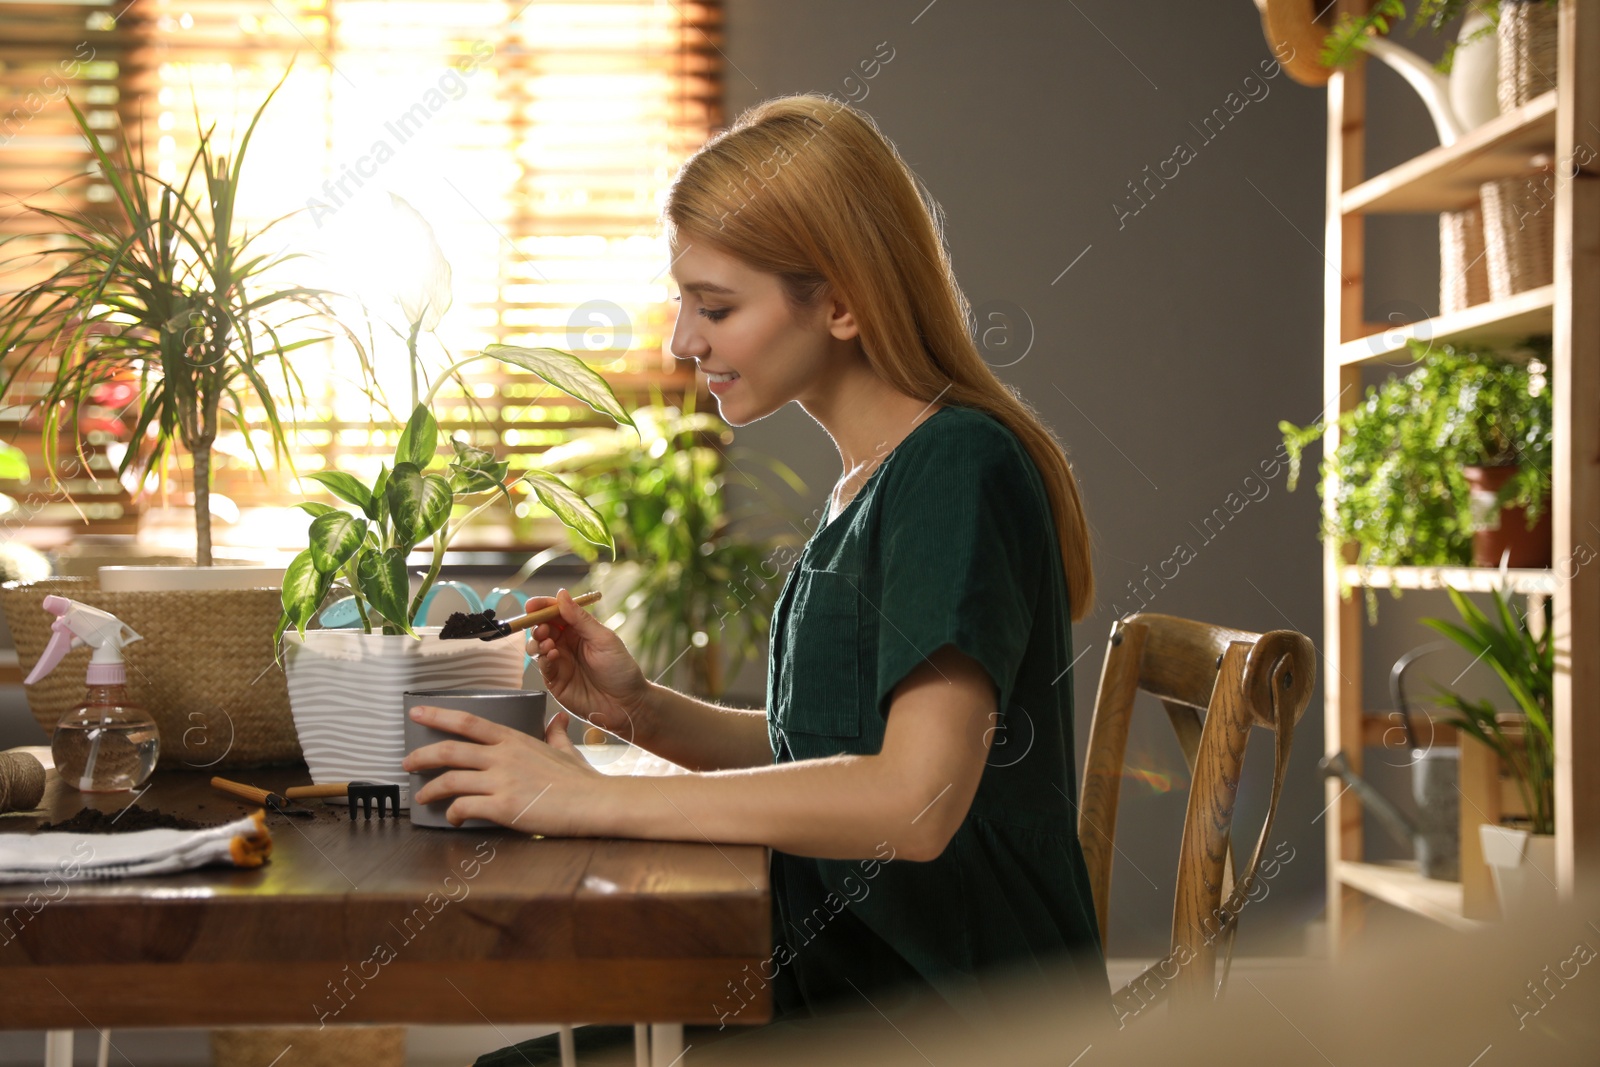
[0,755,771,1042]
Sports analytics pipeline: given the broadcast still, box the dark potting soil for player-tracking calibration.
[439,608,499,639]
[38,805,204,833]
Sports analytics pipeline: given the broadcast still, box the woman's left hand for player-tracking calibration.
[403,705,604,832]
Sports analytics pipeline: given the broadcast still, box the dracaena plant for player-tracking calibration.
[0,70,331,565]
[277,350,631,641]
[1423,585,1555,835]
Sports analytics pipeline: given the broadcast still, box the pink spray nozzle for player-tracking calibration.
[24,617,77,686]
[22,596,141,686]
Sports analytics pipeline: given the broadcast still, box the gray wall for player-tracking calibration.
[719,0,1455,959]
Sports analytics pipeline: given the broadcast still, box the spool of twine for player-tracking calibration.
[0,752,47,814]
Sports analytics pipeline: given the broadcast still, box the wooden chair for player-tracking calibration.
[1077,612,1314,1018]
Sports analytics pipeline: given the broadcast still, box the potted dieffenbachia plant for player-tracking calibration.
[276,207,632,799]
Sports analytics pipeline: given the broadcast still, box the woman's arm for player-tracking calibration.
[407,644,997,862]
[630,682,774,771]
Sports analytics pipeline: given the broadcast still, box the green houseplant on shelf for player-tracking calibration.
[1422,584,1555,916]
[1280,338,1551,617]
[535,389,806,700]
[275,202,632,798]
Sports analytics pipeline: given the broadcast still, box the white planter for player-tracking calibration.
[282,628,526,806]
[1479,823,1558,919]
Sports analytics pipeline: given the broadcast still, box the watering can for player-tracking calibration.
[1318,643,1461,881]
[1251,0,1500,141]
[1364,9,1501,146]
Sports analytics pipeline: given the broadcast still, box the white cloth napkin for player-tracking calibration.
[0,811,272,883]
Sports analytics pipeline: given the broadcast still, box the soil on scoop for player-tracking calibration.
[439,608,498,639]
[38,805,204,833]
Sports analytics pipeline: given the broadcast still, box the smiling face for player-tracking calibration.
[667,239,858,426]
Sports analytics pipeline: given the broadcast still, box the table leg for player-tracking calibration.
[44,1030,72,1067]
[557,1024,575,1067]
[650,1023,684,1066]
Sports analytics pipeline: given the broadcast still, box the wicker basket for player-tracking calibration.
[1440,200,1491,313]
[0,577,301,768]
[1498,0,1560,112]
[211,1026,405,1067]
[1480,169,1556,299]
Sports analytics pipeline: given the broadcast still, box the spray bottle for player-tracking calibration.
[23,595,160,792]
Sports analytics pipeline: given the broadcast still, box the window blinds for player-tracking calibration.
[1,0,721,547]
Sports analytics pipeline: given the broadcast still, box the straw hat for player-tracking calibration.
[1255,0,1337,87]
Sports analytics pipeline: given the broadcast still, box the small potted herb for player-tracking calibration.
[1280,339,1551,615]
[1422,585,1554,917]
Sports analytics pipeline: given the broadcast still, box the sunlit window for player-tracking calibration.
[1,0,722,547]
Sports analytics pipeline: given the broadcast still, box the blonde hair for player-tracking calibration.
[664,94,1094,620]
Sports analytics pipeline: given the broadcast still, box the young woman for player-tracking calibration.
[406,94,1110,1038]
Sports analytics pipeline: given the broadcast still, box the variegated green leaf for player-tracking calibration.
[280,548,329,639]
[449,435,497,470]
[395,405,438,469]
[372,464,390,527]
[417,473,452,540]
[522,469,612,551]
[482,344,633,429]
[309,510,367,574]
[357,546,413,634]
[386,462,424,546]
[308,470,375,519]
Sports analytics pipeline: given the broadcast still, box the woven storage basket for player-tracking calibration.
[1440,200,1491,313]
[1481,169,1556,298]
[0,577,300,768]
[211,1026,405,1067]
[1498,0,1560,112]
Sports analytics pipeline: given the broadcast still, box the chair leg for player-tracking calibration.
[634,1023,651,1067]
[44,1031,72,1067]
[97,1030,111,1067]
[557,1024,575,1067]
[649,1023,684,1066]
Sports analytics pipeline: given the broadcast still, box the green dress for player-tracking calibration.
[763,404,1111,1028]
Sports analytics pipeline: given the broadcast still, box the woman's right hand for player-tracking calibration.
[525,588,655,746]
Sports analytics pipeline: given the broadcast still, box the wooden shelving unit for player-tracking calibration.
[1322,0,1599,943]
[1334,860,1482,932]
[1340,564,1560,595]
[1338,284,1554,365]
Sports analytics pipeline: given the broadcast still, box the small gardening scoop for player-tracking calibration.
[438,590,603,642]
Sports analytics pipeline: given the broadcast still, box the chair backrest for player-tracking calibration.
[1077,612,1314,1017]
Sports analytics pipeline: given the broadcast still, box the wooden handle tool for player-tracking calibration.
[210,776,315,817]
[438,590,603,641]
[283,783,350,800]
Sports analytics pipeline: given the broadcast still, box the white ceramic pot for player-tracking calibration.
[282,628,526,806]
[1479,823,1558,919]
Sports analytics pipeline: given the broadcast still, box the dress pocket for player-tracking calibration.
[777,566,862,739]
